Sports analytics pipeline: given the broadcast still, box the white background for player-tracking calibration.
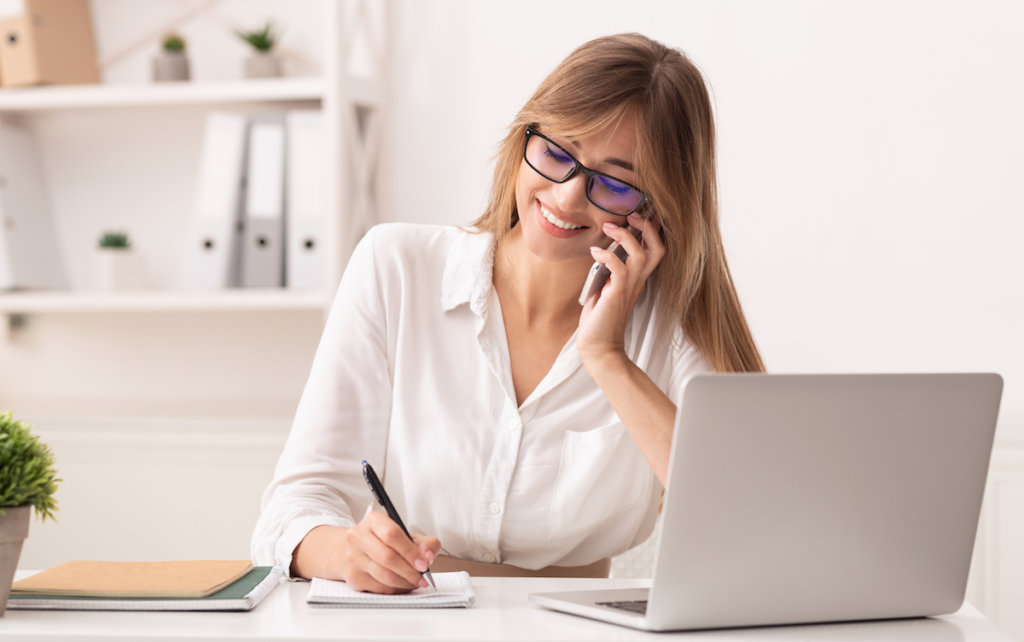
[387,0,1024,442]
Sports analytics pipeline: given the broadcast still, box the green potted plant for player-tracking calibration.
[236,21,281,78]
[94,230,144,290]
[0,411,59,615]
[152,32,190,82]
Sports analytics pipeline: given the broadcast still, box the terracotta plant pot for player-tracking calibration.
[0,506,30,616]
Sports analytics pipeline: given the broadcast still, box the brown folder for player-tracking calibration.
[11,560,254,598]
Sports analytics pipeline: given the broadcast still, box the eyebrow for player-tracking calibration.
[569,140,635,172]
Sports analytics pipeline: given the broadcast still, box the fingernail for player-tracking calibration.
[418,578,430,589]
[414,558,428,573]
[425,550,435,564]
[590,246,601,257]
[603,222,617,230]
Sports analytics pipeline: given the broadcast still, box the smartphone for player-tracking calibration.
[578,226,643,306]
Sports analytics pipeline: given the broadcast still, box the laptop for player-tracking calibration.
[530,373,1003,631]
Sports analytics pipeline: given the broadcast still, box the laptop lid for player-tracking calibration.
[532,373,1002,631]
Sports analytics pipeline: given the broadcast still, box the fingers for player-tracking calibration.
[344,551,420,594]
[599,215,664,279]
[630,212,666,269]
[359,512,434,587]
[325,511,440,594]
[291,521,442,594]
[412,533,443,561]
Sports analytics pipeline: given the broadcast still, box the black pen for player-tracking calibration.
[361,460,436,589]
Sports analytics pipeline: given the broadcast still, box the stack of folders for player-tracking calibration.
[307,571,477,609]
[185,110,327,291]
[7,560,282,611]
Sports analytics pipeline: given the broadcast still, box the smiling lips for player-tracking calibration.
[537,202,588,238]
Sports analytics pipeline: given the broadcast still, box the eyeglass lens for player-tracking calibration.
[524,132,644,215]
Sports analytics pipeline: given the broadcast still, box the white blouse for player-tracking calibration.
[251,223,710,575]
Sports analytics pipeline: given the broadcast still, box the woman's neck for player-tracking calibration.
[492,227,591,328]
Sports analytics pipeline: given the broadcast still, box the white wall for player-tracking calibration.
[388,0,1024,443]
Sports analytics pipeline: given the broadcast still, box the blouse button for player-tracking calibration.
[483,552,497,563]
[488,502,501,515]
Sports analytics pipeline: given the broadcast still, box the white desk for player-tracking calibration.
[0,575,1015,642]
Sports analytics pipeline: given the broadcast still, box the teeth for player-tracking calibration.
[540,205,584,230]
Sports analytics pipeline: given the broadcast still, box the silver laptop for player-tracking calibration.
[530,373,1002,631]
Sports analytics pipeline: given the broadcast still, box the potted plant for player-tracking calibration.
[0,411,59,616]
[94,231,144,290]
[236,22,281,78]
[152,32,190,82]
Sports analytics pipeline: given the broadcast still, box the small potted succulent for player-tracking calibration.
[94,231,144,290]
[152,32,191,82]
[0,411,59,616]
[236,22,281,78]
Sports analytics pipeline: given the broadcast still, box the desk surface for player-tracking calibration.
[0,574,1015,642]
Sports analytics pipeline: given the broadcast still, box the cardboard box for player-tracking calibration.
[0,0,99,88]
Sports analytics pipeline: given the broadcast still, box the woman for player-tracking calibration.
[252,33,763,594]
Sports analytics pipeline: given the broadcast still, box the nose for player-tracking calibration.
[550,172,590,214]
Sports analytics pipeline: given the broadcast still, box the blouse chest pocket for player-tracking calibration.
[548,423,653,538]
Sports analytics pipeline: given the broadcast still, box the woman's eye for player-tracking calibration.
[596,175,631,195]
[543,143,573,164]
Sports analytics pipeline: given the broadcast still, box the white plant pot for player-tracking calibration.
[244,52,282,79]
[94,249,145,290]
[0,506,30,616]
[152,51,190,82]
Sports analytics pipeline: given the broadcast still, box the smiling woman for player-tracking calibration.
[252,33,763,595]
[477,33,763,375]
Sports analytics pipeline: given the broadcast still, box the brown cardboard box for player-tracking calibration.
[0,0,99,88]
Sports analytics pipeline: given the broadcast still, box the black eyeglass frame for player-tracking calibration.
[523,126,649,217]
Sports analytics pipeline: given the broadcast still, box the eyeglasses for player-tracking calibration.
[523,127,648,216]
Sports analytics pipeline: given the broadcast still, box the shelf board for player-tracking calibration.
[0,77,327,111]
[0,289,330,314]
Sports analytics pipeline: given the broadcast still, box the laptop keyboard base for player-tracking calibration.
[597,599,648,615]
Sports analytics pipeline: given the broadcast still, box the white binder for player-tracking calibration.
[0,121,67,290]
[185,111,248,289]
[285,110,327,290]
[240,113,286,288]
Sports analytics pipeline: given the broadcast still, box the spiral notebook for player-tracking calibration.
[307,571,476,608]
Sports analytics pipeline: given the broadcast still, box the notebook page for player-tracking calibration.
[307,571,476,608]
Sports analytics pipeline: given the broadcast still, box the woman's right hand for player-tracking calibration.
[290,512,442,594]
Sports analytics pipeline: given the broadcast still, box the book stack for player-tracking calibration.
[8,560,282,611]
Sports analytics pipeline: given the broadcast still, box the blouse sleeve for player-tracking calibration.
[250,227,393,576]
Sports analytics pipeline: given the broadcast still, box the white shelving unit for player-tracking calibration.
[0,77,326,110]
[2,0,393,571]
[0,0,388,327]
[0,288,329,313]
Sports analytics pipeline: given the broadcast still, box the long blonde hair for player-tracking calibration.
[472,33,764,373]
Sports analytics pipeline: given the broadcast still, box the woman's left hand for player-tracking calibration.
[577,212,665,364]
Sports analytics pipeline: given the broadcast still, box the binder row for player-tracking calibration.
[186,110,327,290]
[0,112,327,292]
